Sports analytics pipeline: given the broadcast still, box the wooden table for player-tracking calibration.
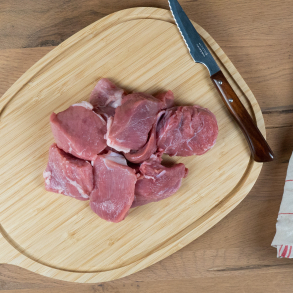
[1,0,293,292]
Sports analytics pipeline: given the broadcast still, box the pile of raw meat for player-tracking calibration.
[44,79,218,223]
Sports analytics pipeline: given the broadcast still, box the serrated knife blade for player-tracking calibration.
[169,0,220,76]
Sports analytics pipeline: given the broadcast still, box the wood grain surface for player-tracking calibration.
[0,0,293,292]
[0,7,264,283]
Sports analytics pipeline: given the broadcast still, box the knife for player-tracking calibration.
[169,0,274,162]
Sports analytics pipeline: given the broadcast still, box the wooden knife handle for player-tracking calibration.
[211,70,274,162]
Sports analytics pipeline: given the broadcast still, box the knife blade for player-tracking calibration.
[169,0,274,162]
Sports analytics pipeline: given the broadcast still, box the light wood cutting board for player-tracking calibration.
[0,7,264,283]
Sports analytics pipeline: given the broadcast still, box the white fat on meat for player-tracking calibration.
[104,151,127,166]
[43,170,51,186]
[93,111,107,124]
[67,178,90,199]
[110,98,122,108]
[72,101,93,110]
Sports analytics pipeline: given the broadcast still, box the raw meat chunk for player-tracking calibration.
[106,93,162,153]
[90,151,137,222]
[50,103,107,161]
[89,78,126,117]
[43,143,93,200]
[155,90,175,109]
[157,105,218,156]
[132,155,188,207]
[44,77,218,222]
[124,111,165,164]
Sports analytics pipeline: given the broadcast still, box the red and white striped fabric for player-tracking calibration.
[272,153,293,258]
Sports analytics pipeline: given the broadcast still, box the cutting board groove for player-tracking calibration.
[0,7,263,283]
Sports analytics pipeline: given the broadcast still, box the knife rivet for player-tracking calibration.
[228,99,233,103]
[218,81,222,85]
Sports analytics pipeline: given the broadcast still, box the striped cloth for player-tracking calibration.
[272,153,293,258]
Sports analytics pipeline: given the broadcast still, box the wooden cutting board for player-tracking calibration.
[0,7,264,283]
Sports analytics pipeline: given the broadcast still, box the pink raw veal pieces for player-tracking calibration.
[155,90,175,109]
[124,111,165,164]
[132,154,188,207]
[106,92,162,153]
[89,78,126,117]
[50,102,107,161]
[90,152,137,223]
[157,106,218,156]
[44,143,93,201]
[44,78,218,222]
